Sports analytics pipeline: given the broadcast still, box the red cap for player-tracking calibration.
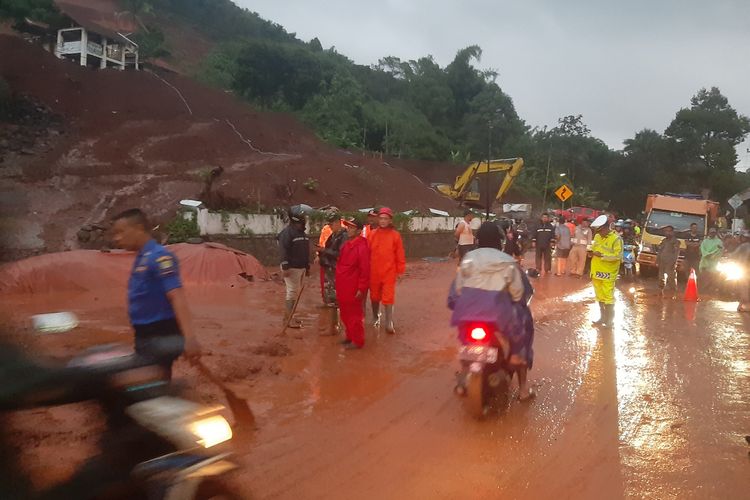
[379,207,394,218]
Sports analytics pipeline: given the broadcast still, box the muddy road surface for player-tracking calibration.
[2,261,750,499]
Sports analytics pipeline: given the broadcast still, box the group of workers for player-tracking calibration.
[278,207,406,349]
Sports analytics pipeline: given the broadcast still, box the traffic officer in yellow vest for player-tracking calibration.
[589,214,623,329]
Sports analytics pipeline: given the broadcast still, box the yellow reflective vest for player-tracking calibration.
[590,231,623,281]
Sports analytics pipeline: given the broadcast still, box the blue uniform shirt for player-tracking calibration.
[128,239,182,326]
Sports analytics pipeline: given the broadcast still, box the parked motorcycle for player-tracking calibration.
[23,316,241,499]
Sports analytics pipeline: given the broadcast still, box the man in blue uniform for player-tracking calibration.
[111,209,200,378]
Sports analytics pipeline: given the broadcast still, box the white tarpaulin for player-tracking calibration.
[503,204,531,213]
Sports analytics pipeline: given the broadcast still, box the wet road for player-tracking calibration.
[2,261,750,499]
[235,264,750,499]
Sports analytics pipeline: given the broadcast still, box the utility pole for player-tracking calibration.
[487,121,493,219]
[542,125,552,213]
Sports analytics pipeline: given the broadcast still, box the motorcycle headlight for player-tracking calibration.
[718,261,744,281]
[190,415,233,448]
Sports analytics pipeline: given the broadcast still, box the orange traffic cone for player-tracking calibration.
[684,268,699,302]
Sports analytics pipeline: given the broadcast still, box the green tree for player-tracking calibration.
[665,87,750,171]
[300,73,366,148]
[233,40,324,109]
[0,0,62,23]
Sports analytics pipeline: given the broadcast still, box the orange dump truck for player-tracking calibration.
[637,194,719,275]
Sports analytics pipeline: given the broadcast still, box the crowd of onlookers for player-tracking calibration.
[453,209,750,299]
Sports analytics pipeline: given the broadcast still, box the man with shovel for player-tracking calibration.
[278,208,311,328]
[111,209,201,379]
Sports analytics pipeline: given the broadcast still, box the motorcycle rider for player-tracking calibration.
[448,222,536,400]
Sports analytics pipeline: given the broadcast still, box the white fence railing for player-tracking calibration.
[59,41,81,54]
[190,209,462,236]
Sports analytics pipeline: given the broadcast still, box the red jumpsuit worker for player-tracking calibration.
[369,207,406,334]
[336,218,371,349]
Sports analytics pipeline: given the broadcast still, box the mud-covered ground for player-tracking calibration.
[2,260,750,499]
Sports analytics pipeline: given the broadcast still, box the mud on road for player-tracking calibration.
[2,261,750,499]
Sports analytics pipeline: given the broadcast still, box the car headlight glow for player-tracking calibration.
[718,261,744,281]
[190,415,233,448]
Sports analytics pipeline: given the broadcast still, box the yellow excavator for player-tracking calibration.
[434,157,524,208]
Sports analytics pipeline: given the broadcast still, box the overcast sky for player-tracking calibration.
[236,0,750,169]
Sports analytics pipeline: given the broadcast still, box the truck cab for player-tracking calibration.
[637,194,719,275]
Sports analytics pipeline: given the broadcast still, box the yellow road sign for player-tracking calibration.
[555,184,573,202]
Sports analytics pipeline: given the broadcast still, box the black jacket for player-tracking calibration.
[320,229,348,269]
[278,224,310,270]
[534,222,555,248]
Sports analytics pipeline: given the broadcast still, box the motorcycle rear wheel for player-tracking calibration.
[463,371,488,419]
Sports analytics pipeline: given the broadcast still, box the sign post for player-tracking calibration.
[729,195,743,232]
[555,185,573,211]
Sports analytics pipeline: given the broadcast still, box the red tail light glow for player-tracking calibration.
[470,327,488,341]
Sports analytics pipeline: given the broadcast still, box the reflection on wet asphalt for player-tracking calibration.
[243,270,750,499]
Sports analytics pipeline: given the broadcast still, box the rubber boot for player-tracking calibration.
[384,305,395,334]
[591,302,605,327]
[285,300,302,329]
[604,304,615,330]
[371,301,381,328]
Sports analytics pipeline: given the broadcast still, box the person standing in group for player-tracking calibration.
[316,216,334,303]
[565,218,576,239]
[569,218,593,277]
[554,216,572,276]
[516,219,530,254]
[362,210,378,239]
[319,214,347,307]
[504,224,524,264]
[657,225,681,299]
[684,222,702,275]
[278,208,310,328]
[369,207,406,334]
[110,209,201,379]
[455,210,476,260]
[589,215,623,329]
[699,227,724,290]
[336,218,371,349]
[533,213,555,276]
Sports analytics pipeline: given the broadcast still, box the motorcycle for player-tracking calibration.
[24,316,241,499]
[454,322,513,418]
[622,244,636,280]
[716,258,745,301]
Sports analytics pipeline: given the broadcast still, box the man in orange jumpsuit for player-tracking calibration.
[368,207,406,334]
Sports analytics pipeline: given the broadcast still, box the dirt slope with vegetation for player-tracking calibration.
[0,35,458,260]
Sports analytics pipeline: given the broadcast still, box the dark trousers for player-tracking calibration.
[133,318,184,380]
[685,256,700,275]
[458,244,475,260]
[535,245,552,273]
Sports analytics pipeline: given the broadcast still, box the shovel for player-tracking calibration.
[281,272,307,336]
[194,360,256,430]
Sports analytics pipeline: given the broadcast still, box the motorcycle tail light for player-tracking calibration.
[470,327,488,341]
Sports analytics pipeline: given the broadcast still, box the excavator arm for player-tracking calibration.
[436,157,524,207]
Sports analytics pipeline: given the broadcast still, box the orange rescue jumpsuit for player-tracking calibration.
[368,226,406,305]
